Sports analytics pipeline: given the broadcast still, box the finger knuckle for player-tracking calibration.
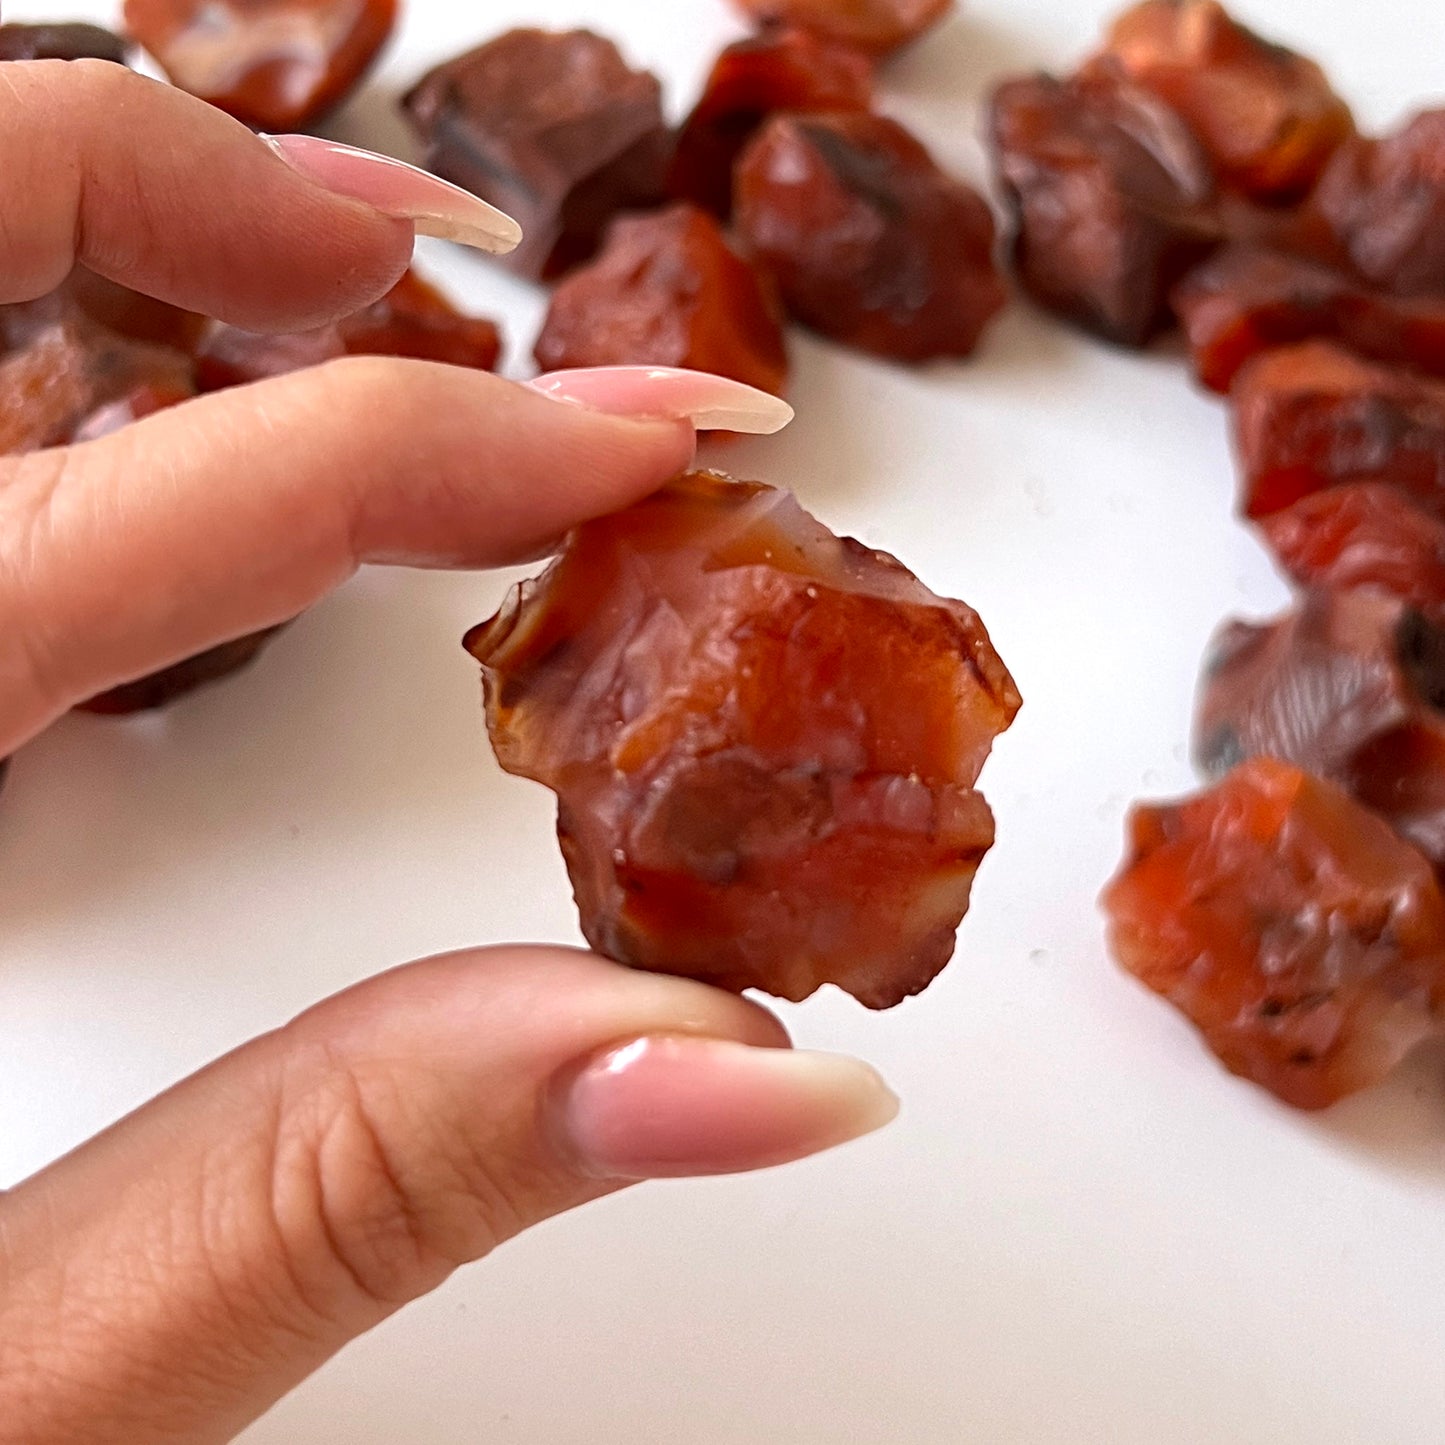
[266,1043,528,1318]
[0,452,84,726]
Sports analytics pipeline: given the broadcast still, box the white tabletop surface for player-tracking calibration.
[5,0,1445,1440]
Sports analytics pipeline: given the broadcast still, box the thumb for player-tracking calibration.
[0,946,896,1445]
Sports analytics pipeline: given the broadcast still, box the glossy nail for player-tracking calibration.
[528,366,795,434]
[559,1035,899,1179]
[260,134,523,255]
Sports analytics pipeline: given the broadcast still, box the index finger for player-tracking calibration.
[0,60,420,329]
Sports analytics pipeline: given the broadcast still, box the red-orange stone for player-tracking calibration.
[1314,110,1445,297]
[668,28,873,219]
[1195,589,1445,868]
[466,470,1020,1009]
[534,205,788,398]
[1087,0,1353,203]
[1260,484,1445,614]
[65,270,207,354]
[989,69,1217,346]
[735,112,1006,362]
[1103,758,1445,1110]
[730,0,952,55]
[122,0,397,131]
[196,269,501,390]
[0,319,195,455]
[1172,245,1445,393]
[77,629,289,715]
[0,22,130,62]
[1232,343,1445,519]
[403,30,670,280]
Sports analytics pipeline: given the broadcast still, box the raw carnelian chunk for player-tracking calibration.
[1172,245,1445,393]
[1087,0,1353,203]
[196,269,501,390]
[65,270,207,354]
[466,470,1020,1009]
[77,629,289,715]
[1314,110,1445,297]
[1259,484,1445,614]
[403,30,670,280]
[0,22,130,63]
[730,0,952,56]
[994,71,1219,346]
[668,28,873,219]
[735,112,1005,362]
[1195,588,1445,868]
[0,319,194,456]
[122,0,397,131]
[1232,343,1445,519]
[534,205,787,397]
[989,69,1217,345]
[1103,758,1445,1110]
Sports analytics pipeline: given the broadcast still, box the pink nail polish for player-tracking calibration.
[260,134,523,256]
[558,1035,898,1179]
[528,367,795,435]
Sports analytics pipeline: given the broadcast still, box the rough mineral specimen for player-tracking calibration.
[466,470,1020,1008]
[988,70,1217,345]
[1259,484,1445,614]
[1195,588,1445,868]
[729,0,952,55]
[668,28,873,219]
[735,112,1006,362]
[196,269,501,390]
[0,319,195,455]
[64,270,207,354]
[1086,0,1353,202]
[534,205,788,397]
[1232,342,1445,519]
[121,0,397,131]
[1314,110,1445,297]
[1172,245,1445,393]
[77,629,289,715]
[1103,757,1445,1109]
[403,29,670,280]
[0,21,130,63]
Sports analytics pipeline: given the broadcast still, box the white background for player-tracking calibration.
[4,0,1445,1440]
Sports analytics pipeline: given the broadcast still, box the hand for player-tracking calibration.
[0,64,898,1445]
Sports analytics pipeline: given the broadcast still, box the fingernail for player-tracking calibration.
[528,366,795,434]
[559,1035,898,1179]
[260,134,523,256]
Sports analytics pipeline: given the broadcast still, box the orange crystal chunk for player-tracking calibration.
[668,27,873,219]
[1232,342,1445,520]
[1104,758,1445,1109]
[735,112,1006,362]
[122,0,397,131]
[466,471,1020,1008]
[730,0,952,56]
[534,205,787,398]
[1088,0,1353,202]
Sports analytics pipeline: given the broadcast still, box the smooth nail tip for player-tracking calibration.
[528,366,795,435]
[260,133,524,257]
[413,211,523,255]
[788,1050,901,1145]
[559,1036,898,1182]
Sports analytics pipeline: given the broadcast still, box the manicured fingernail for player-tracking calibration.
[559,1035,898,1179]
[528,366,795,434]
[260,134,523,255]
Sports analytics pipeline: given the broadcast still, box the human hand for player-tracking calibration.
[0,64,898,1445]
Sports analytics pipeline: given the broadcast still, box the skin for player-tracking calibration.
[0,63,893,1444]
